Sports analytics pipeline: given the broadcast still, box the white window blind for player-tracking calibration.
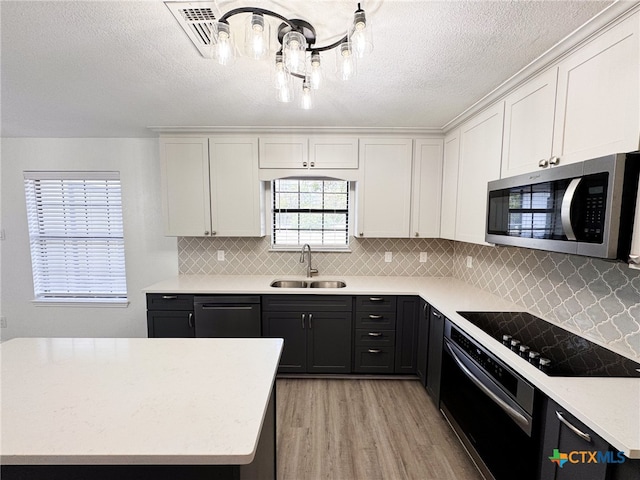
[23,171,128,301]
[272,179,349,248]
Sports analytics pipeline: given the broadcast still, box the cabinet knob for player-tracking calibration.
[302,162,308,167]
[538,159,549,168]
[310,162,315,167]
[359,232,364,236]
[549,156,560,166]
[212,231,216,235]
[415,232,419,237]
[204,231,210,235]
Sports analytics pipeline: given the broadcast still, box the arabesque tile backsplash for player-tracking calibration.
[178,237,640,360]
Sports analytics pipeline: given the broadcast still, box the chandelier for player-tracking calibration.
[209,3,373,109]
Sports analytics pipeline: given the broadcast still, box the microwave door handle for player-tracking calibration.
[561,178,582,241]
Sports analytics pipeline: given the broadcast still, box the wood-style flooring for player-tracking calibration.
[276,378,483,480]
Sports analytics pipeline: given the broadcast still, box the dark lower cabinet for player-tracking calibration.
[426,306,445,406]
[394,296,420,374]
[416,299,429,386]
[261,295,352,374]
[146,294,194,338]
[539,398,639,480]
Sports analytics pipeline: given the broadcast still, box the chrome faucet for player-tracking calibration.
[300,244,318,278]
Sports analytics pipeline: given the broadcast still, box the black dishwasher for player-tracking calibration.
[193,296,261,337]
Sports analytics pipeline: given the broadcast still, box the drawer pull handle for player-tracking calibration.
[369,297,384,301]
[556,411,591,443]
[301,313,306,329]
[368,332,382,337]
[368,349,382,354]
[309,313,313,329]
[432,311,442,319]
[369,314,383,319]
[188,312,193,328]
[162,295,178,300]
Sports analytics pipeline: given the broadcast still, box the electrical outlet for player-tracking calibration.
[466,256,473,268]
[0,317,6,328]
[217,250,225,261]
[419,252,428,263]
[384,252,392,263]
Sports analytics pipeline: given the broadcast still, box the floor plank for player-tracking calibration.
[276,378,483,480]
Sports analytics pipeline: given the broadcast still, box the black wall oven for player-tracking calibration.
[440,320,541,480]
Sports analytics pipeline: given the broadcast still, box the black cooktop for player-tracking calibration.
[456,311,640,378]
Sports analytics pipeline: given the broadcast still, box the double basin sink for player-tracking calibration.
[270,280,347,289]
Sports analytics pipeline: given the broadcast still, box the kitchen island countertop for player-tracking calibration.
[144,274,640,459]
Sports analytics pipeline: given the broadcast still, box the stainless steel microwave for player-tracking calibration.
[486,153,639,259]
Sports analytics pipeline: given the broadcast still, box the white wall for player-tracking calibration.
[0,138,178,339]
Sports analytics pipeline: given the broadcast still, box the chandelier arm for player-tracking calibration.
[218,7,299,31]
[311,35,349,52]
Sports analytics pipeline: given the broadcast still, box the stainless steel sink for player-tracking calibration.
[270,280,309,288]
[309,280,347,288]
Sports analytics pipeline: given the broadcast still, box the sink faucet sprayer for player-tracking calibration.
[300,244,318,278]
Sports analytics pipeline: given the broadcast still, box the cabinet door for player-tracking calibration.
[306,311,352,374]
[147,311,195,338]
[426,307,445,406]
[553,12,640,165]
[539,398,610,480]
[357,138,413,238]
[394,296,420,374]
[160,137,211,236]
[262,311,307,373]
[456,102,504,245]
[308,136,358,169]
[502,68,558,177]
[416,299,429,387]
[209,137,265,237]
[258,136,308,169]
[410,139,443,238]
[440,130,460,240]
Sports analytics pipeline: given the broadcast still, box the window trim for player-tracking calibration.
[268,179,354,252]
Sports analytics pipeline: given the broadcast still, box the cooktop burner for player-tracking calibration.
[456,311,640,377]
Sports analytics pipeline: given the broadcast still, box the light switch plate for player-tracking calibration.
[384,252,392,263]
[217,250,225,261]
[419,252,428,263]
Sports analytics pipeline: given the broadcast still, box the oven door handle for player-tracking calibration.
[561,177,582,241]
[444,340,531,433]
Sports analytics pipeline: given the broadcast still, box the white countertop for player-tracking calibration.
[0,337,283,465]
[144,274,640,458]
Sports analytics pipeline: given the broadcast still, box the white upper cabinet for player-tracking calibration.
[258,135,308,169]
[553,11,640,165]
[440,130,460,240]
[356,138,413,238]
[258,135,358,171]
[456,102,505,245]
[410,139,443,238]
[159,136,265,237]
[209,137,265,237]
[501,68,558,178]
[160,137,211,237]
[308,136,359,169]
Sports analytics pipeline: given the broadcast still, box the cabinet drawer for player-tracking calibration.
[354,329,395,347]
[354,312,396,329]
[146,294,194,311]
[355,295,397,311]
[262,295,352,312]
[353,346,395,373]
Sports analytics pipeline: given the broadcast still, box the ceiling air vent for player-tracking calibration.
[165,1,218,57]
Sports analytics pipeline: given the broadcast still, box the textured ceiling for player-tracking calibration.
[1,0,616,137]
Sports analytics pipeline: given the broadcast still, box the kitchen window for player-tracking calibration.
[272,179,349,249]
[23,171,128,305]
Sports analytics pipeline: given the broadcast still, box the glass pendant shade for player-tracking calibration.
[309,52,322,89]
[282,31,307,75]
[244,13,270,59]
[277,80,293,103]
[350,11,373,58]
[336,41,356,80]
[215,22,235,66]
[300,77,313,109]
